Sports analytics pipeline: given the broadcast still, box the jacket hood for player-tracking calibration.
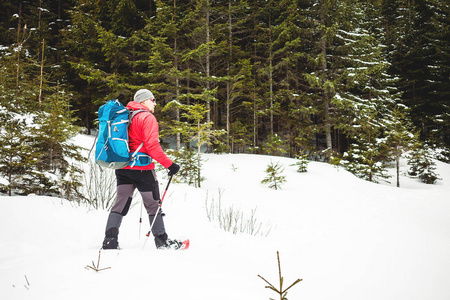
[126,101,150,112]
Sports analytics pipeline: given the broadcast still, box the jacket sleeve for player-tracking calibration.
[141,113,173,168]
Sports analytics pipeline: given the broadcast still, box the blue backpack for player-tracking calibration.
[94,99,151,169]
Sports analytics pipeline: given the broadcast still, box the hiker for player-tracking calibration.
[102,89,181,250]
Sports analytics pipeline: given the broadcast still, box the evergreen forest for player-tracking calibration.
[0,0,449,196]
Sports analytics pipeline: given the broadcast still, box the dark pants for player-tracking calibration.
[104,169,166,239]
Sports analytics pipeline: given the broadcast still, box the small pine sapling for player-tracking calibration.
[166,147,205,187]
[407,144,440,184]
[258,251,302,300]
[291,153,309,172]
[261,161,286,190]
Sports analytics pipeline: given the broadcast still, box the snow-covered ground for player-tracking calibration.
[1,134,449,300]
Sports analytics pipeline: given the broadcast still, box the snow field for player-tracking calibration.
[1,134,449,300]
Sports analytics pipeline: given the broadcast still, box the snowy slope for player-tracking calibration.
[1,134,449,300]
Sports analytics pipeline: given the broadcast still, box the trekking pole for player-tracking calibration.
[142,174,173,250]
[139,199,143,238]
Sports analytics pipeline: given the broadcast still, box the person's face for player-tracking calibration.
[142,98,156,113]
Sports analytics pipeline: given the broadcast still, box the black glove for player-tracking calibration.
[168,163,180,176]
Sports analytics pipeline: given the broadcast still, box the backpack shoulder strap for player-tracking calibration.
[129,109,147,124]
[128,108,149,165]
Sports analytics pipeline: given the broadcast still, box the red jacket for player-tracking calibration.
[122,101,173,170]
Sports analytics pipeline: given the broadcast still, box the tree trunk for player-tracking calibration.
[197,120,202,188]
[39,39,44,107]
[268,9,274,135]
[226,0,232,152]
[174,0,181,150]
[319,7,332,152]
[205,0,212,153]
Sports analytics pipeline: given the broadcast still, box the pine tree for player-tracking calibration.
[165,101,224,187]
[0,11,84,197]
[303,0,341,154]
[426,0,450,146]
[263,133,289,156]
[33,84,85,198]
[384,107,416,187]
[64,0,147,131]
[0,24,43,195]
[261,160,286,190]
[63,0,111,131]
[166,147,204,187]
[182,0,225,153]
[340,115,391,183]
[220,0,254,153]
[292,153,309,173]
[407,143,440,184]
[224,58,255,153]
[389,0,449,145]
[241,0,267,152]
[256,0,277,136]
[0,111,40,196]
[270,0,314,155]
[1,0,449,164]
[151,0,191,150]
[229,120,253,153]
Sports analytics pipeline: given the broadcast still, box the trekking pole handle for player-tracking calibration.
[159,174,173,206]
[165,174,174,191]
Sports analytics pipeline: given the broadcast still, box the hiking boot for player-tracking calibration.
[157,238,183,250]
[154,233,168,249]
[102,237,119,249]
[164,239,183,250]
[102,227,119,250]
[155,233,183,250]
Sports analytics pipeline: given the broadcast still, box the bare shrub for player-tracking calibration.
[205,189,272,237]
[79,157,116,210]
